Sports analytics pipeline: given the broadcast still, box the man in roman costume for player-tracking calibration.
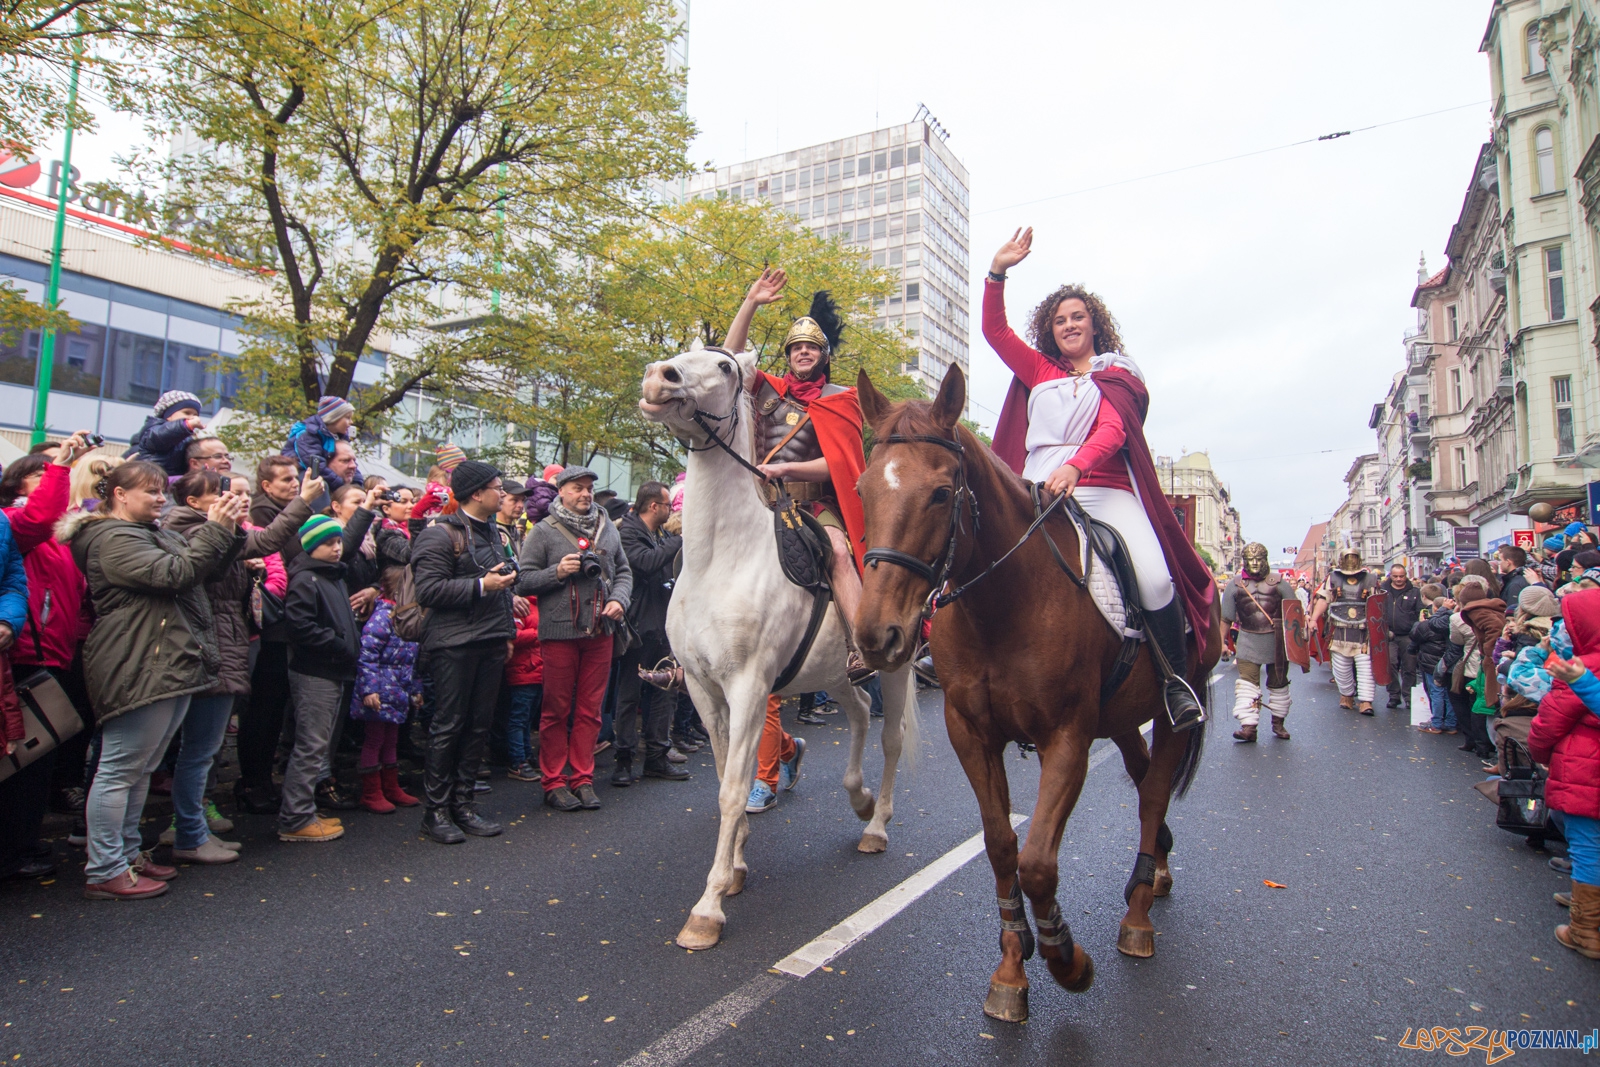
[1221,542,1294,741]
[1307,549,1381,714]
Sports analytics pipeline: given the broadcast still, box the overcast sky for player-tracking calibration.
[684,0,1492,562]
[39,2,1492,561]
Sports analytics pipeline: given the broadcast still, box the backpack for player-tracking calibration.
[391,522,469,643]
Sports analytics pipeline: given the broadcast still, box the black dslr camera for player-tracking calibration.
[576,536,603,579]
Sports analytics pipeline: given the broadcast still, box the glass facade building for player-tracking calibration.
[676,119,971,398]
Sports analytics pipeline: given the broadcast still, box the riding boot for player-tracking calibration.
[1143,600,1205,733]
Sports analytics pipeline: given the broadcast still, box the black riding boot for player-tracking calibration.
[1145,600,1205,733]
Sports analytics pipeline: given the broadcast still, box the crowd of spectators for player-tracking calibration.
[0,393,716,900]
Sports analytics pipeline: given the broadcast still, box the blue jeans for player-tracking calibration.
[506,684,542,766]
[1424,674,1455,730]
[1563,811,1600,885]
[85,695,191,882]
[172,693,235,849]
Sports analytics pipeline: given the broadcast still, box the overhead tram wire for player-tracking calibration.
[973,100,1491,217]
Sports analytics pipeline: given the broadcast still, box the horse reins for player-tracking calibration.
[862,430,1077,615]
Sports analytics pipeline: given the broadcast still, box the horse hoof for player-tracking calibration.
[1047,945,1094,993]
[1152,867,1173,898]
[857,831,888,854]
[1116,922,1155,958]
[982,981,1029,1023]
[853,789,876,822]
[676,914,724,951]
[727,868,747,897]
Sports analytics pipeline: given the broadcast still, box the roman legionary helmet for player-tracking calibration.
[782,291,844,381]
[1242,542,1270,580]
[1336,549,1365,575]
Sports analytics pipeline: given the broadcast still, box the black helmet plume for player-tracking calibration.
[807,291,844,354]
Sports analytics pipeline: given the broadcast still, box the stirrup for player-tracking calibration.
[1163,677,1205,733]
[846,649,878,688]
[639,657,685,692]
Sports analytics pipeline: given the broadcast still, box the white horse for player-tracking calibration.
[640,342,918,951]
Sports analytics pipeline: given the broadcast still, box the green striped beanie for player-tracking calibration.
[299,515,343,553]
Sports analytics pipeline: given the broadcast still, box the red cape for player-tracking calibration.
[994,367,1213,645]
[759,371,868,574]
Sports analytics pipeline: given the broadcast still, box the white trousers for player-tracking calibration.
[1231,676,1292,727]
[1331,652,1374,702]
[1073,486,1175,610]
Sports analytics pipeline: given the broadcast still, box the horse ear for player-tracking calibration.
[857,369,891,429]
[688,337,705,352]
[932,362,965,430]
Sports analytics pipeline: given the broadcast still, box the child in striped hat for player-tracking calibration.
[129,390,204,476]
[286,395,364,491]
[413,442,467,520]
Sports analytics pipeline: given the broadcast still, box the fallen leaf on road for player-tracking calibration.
[1263,881,1287,889]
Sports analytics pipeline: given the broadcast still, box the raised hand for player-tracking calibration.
[300,473,326,501]
[746,267,788,307]
[53,431,93,466]
[208,492,245,528]
[990,227,1034,275]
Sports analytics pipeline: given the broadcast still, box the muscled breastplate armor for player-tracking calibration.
[1232,575,1284,634]
[1326,571,1375,645]
[756,379,845,467]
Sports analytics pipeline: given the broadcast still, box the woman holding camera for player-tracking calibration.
[163,467,321,863]
[516,466,632,813]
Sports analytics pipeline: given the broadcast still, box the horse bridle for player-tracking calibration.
[863,429,1073,615]
[681,346,769,481]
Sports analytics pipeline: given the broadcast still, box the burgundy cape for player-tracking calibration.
[994,368,1214,645]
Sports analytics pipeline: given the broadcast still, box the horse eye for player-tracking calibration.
[719,362,733,375]
[931,487,952,505]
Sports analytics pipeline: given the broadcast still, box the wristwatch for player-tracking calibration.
[987,270,1006,283]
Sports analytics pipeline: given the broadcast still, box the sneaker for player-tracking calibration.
[665,746,688,764]
[84,869,169,901]
[544,786,582,812]
[171,837,240,865]
[507,761,542,783]
[746,780,778,813]
[204,799,234,834]
[68,817,86,847]
[593,739,612,757]
[278,816,345,843]
[779,737,806,792]
[50,785,86,815]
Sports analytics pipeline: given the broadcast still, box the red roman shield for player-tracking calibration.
[1366,591,1391,686]
[1282,597,1311,673]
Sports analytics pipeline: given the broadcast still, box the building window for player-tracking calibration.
[1366,508,1377,527]
[1536,127,1557,194]
[906,282,920,302]
[1450,367,1464,410]
[1455,446,1468,487]
[1555,375,1576,454]
[1446,304,1458,340]
[1546,245,1566,319]
[1527,22,1546,75]
[907,145,921,164]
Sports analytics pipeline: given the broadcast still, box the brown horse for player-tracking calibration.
[853,364,1222,1024]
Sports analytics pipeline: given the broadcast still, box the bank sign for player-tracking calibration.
[0,148,153,227]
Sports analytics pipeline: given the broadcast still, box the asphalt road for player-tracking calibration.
[1,663,1597,1066]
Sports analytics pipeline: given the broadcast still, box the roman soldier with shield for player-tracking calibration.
[1220,542,1294,742]
[1307,549,1386,715]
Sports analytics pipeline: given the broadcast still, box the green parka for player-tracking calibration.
[61,509,244,724]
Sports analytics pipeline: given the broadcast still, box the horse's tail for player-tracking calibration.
[1169,672,1209,800]
[901,667,921,771]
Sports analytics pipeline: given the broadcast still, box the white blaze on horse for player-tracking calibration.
[639,341,918,952]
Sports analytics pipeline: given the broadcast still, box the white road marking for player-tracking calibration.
[883,458,901,490]
[617,723,1146,1066]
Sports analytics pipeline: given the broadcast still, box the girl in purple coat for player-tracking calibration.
[351,566,422,813]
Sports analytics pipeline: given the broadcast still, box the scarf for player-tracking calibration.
[781,371,826,405]
[550,499,602,542]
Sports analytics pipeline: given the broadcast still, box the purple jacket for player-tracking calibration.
[349,599,420,723]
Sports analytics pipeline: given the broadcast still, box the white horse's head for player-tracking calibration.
[639,340,758,443]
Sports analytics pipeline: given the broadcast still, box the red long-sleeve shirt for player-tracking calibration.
[981,278,1132,491]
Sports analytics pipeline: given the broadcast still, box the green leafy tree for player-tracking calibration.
[0,0,135,147]
[130,0,691,452]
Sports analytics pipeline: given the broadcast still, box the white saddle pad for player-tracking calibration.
[1063,507,1144,642]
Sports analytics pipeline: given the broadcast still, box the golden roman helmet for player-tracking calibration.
[1336,550,1364,575]
[783,316,830,356]
[1242,542,1269,580]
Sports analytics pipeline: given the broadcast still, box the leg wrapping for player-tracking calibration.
[1331,653,1354,696]
[1354,653,1374,702]
[1265,684,1291,718]
[1124,852,1158,904]
[997,877,1035,961]
[1231,677,1262,726]
[1033,898,1074,954]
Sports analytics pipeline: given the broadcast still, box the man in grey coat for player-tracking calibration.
[516,467,632,812]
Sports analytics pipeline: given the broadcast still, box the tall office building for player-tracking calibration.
[676,115,971,398]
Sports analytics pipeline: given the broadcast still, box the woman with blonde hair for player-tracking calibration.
[69,456,117,512]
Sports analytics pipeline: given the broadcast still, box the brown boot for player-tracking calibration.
[1232,724,1257,743]
[1556,882,1600,959]
[1271,717,1290,740]
[1339,695,1354,710]
[1358,701,1375,716]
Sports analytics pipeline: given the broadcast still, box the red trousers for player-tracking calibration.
[538,635,614,790]
[756,694,795,788]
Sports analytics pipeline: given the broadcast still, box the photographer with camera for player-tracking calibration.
[411,461,518,844]
[611,481,686,786]
[516,467,632,812]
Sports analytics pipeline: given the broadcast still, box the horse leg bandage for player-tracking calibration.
[1124,852,1158,904]
[997,877,1035,961]
[1331,653,1355,696]
[1033,898,1074,956]
[1231,677,1261,726]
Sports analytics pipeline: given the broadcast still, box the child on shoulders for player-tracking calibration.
[288,395,363,490]
[131,390,204,476]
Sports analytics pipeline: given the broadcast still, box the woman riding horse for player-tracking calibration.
[985,227,1210,731]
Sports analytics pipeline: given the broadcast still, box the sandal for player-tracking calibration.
[639,657,686,692]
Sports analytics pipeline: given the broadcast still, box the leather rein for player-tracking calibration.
[862,430,1081,618]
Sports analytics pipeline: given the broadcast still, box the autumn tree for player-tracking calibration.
[131,0,692,449]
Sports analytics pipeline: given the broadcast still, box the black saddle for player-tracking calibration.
[773,485,833,592]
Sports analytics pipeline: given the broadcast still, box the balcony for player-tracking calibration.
[1496,357,1514,398]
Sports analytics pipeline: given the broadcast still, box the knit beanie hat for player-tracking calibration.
[299,514,343,553]
[316,395,355,425]
[154,390,202,420]
[435,443,468,471]
[450,460,500,502]
[541,463,564,483]
[1519,584,1560,618]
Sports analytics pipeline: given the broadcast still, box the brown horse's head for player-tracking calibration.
[855,363,968,671]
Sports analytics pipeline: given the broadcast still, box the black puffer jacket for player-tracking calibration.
[412,511,516,652]
[284,553,360,681]
[1409,609,1453,673]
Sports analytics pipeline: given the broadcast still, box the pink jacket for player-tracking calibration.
[5,463,86,670]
